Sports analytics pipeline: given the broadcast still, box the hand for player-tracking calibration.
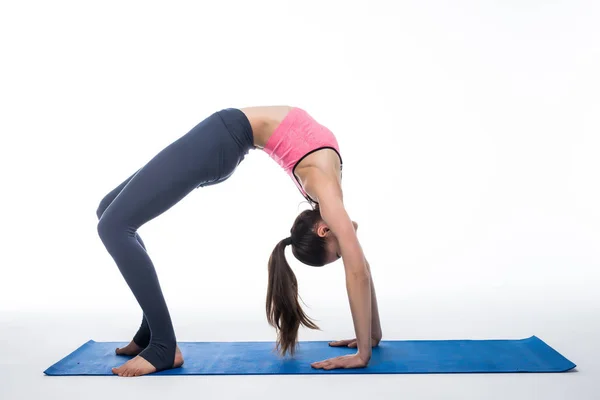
[328,337,381,348]
[311,353,368,370]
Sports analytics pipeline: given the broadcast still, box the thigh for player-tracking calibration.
[100,114,227,228]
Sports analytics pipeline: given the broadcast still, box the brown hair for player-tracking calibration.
[266,206,328,356]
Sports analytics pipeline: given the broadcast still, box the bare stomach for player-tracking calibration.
[239,105,292,148]
[239,105,343,192]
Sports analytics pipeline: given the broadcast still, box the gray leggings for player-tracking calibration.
[96,108,254,371]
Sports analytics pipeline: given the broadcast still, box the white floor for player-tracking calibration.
[1,292,598,400]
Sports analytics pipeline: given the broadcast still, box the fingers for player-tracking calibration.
[312,355,352,370]
[311,356,335,369]
[312,354,368,370]
[323,361,336,370]
[328,340,349,347]
[311,359,337,370]
[329,339,356,347]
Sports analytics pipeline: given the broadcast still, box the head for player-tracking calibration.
[265,205,358,356]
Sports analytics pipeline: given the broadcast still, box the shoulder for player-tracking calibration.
[303,168,343,206]
[308,171,363,267]
[304,171,352,234]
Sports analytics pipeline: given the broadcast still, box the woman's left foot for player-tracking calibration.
[115,340,144,356]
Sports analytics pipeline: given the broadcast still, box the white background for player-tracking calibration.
[1,0,598,399]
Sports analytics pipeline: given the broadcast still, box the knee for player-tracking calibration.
[97,214,122,248]
[97,216,111,242]
[96,195,112,220]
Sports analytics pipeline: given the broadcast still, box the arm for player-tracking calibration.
[313,178,373,363]
[366,259,382,342]
[327,258,382,350]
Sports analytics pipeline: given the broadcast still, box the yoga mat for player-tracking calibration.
[44,336,575,376]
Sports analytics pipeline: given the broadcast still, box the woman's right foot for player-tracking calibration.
[115,340,144,356]
[112,346,184,377]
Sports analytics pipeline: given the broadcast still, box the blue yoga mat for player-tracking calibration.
[44,336,575,375]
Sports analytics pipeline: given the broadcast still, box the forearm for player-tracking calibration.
[346,271,372,361]
[369,277,382,339]
[366,261,382,340]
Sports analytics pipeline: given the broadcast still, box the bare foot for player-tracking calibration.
[112,346,184,377]
[115,340,144,356]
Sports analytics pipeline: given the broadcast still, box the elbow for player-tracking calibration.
[348,269,371,283]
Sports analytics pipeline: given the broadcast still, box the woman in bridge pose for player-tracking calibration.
[96,105,382,377]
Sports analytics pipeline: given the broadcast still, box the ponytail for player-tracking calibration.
[266,237,319,356]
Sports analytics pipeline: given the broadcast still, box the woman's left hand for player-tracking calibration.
[328,337,381,348]
[311,353,368,370]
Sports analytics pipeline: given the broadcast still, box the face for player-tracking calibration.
[316,220,358,265]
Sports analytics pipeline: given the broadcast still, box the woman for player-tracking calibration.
[96,106,382,377]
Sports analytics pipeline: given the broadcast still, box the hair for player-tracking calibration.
[266,204,328,356]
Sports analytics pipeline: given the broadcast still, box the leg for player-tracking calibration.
[97,170,151,352]
[115,316,151,357]
[97,112,236,376]
[97,165,192,372]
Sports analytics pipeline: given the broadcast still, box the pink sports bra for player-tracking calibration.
[263,107,343,205]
